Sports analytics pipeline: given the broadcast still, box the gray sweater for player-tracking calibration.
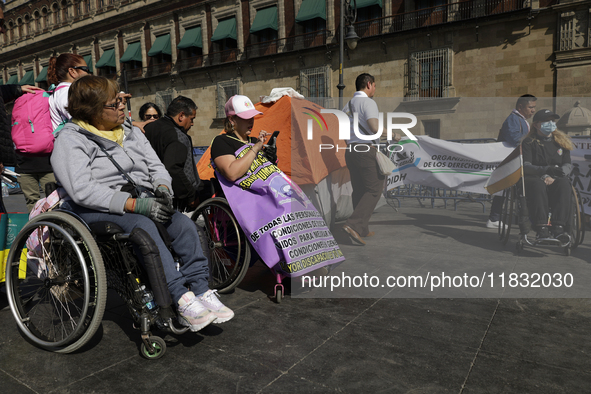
[51,121,172,215]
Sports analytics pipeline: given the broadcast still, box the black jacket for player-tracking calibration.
[144,115,201,211]
[522,133,572,179]
[0,84,23,166]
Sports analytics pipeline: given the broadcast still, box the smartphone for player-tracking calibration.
[267,130,280,148]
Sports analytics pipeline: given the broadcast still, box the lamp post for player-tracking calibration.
[337,0,360,109]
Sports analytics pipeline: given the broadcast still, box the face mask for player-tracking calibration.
[539,121,556,136]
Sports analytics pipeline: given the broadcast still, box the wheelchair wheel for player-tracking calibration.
[140,336,166,360]
[570,186,585,250]
[499,186,514,245]
[192,198,251,294]
[5,211,107,353]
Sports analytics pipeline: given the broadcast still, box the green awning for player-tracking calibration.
[250,6,278,33]
[178,26,203,49]
[356,0,382,7]
[120,42,142,63]
[148,34,171,57]
[295,0,326,23]
[35,66,48,82]
[7,75,18,84]
[211,18,237,42]
[95,48,116,68]
[19,70,34,85]
[83,55,94,73]
[0,79,3,85]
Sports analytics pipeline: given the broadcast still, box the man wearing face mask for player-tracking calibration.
[144,96,202,212]
[522,109,574,240]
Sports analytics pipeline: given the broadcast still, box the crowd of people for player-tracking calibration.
[0,67,579,332]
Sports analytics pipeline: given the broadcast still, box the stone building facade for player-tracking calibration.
[2,0,591,144]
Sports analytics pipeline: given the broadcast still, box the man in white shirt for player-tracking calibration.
[341,73,399,245]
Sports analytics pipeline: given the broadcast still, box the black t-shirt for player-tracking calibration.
[211,134,257,160]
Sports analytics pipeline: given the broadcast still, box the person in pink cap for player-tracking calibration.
[211,95,274,181]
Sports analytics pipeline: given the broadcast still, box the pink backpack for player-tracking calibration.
[11,85,66,157]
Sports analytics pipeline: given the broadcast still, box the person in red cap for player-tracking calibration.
[522,109,574,240]
[211,95,274,181]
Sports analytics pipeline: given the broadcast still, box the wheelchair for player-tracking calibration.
[498,182,585,255]
[192,197,251,294]
[4,210,190,360]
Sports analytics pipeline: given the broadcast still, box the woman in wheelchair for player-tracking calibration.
[50,75,233,332]
[522,109,574,240]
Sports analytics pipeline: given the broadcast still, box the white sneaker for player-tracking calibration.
[486,219,507,230]
[198,290,234,323]
[177,291,216,332]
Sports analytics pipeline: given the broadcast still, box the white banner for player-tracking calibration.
[386,136,513,194]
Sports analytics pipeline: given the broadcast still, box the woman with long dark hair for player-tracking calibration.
[48,53,91,130]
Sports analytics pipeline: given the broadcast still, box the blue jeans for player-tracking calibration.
[61,201,209,302]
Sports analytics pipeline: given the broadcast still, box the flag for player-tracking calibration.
[485,145,522,195]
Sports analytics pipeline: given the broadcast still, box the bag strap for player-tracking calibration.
[348,100,379,145]
[96,144,143,196]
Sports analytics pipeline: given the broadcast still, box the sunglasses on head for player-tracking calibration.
[144,114,159,119]
[71,66,92,74]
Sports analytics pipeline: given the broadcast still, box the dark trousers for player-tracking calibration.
[524,176,571,227]
[345,146,385,237]
[61,201,209,303]
[489,195,504,222]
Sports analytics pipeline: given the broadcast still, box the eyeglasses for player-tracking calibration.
[144,114,159,119]
[71,66,92,74]
[104,97,124,109]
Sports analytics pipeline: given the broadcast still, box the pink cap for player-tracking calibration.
[224,95,263,119]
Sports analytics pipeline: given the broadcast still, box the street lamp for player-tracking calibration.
[338,0,359,108]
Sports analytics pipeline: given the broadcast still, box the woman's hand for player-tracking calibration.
[252,130,270,154]
[544,176,555,185]
[21,85,43,94]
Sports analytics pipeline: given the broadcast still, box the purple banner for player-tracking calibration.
[214,143,345,277]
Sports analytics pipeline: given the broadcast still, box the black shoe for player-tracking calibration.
[536,226,551,239]
[552,225,564,237]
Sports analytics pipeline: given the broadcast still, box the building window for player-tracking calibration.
[416,0,447,26]
[53,4,61,25]
[61,0,69,20]
[216,80,239,118]
[17,19,23,38]
[34,12,41,32]
[42,8,49,29]
[177,26,203,68]
[408,48,451,100]
[8,21,14,41]
[422,120,440,139]
[24,15,30,37]
[293,0,327,49]
[252,5,278,43]
[300,66,330,98]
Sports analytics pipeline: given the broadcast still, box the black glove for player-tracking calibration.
[263,145,278,165]
[546,166,565,178]
[154,185,174,210]
[133,197,174,223]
